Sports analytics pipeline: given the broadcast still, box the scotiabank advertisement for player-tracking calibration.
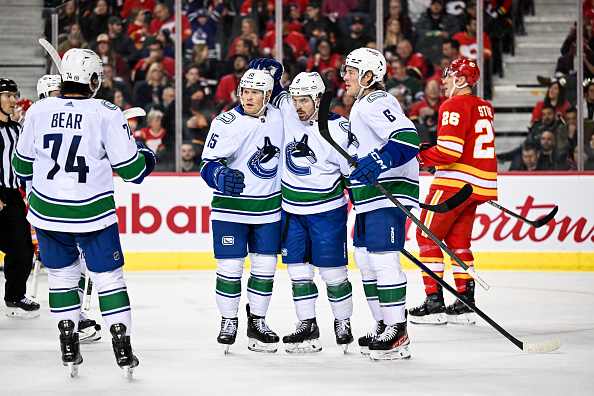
[113,173,594,254]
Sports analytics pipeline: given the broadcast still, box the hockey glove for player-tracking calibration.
[215,167,246,197]
[136,142,156,176]
[349,149,393,186]
[249,58,284,84]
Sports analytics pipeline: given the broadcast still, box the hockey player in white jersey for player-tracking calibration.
[37,74,61,99]
[36,74,103,344]
[200,68,283,354]
[12,48,156,378]
[250,59,355,354]
[341,48,420,361]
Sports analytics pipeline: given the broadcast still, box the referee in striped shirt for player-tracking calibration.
[0,78,39,318]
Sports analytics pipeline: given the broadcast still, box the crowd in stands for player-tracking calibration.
[39,0,593,172]
[498,0,594,173]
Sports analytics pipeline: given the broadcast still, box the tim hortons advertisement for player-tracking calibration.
[113,174,594,253]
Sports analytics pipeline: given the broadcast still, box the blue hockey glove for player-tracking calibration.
[215,167,246,196]
[249,58,284,84]
[136,142,156,176]
[349,149,393,186]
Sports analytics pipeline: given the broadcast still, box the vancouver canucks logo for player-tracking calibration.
[285,134,317,176]
[248,136,280,179]
[347,121,360,149]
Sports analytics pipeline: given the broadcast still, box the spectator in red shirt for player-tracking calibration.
[228,17,263,57]
[134,109,166,153]
[396,39,429,80]
[94,34,129,80]
[452,17,492,61]
[132,40,175,82]
[322,0,358,22]
[150,2,192,43]
[215,55,249,106]
[127,8,150,51]
[121,0,156,19]
[262,19,310,65]
[306,38,342,89]
[409,79,446,145]
[531,80,572,123]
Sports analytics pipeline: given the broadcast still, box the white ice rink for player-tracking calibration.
[2,269,593,395]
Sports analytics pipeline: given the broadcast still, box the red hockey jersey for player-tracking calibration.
[417,94,498,201]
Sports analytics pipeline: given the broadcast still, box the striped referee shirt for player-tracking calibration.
[0,118,21,189]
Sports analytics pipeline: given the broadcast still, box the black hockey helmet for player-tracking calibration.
[0,78,19,94]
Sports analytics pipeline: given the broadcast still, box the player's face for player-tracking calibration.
[292,95,317,121]
[241,88,266,114]
[442,72,455,96]
[343,66,361,96]
[0,92,19,115]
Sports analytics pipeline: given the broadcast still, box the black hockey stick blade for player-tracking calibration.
[487,201,558,228]
[533,205,558,228]
[318,91,358,167]
[401,250,561,354]
[419,183,473,213]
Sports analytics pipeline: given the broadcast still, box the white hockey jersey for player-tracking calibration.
[12,97,145,232]
[200,104,284,224]
[273,91,350,215]
[348,91,420,213]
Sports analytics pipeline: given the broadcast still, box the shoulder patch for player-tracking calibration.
[339,120,349,133]
[215,111,236,124]
[367,91,387,103]
[101,100,118,110]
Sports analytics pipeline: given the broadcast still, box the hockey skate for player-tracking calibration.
[58,320,83,378]
[246,304,279,353]
[78,312,101,343]
[217,317,238,354]
[358,320,386,355]
[446,281,476,325]
[110,323,139,380]
[334,318,354,354]
[283,318,322,354]
[5,297,40,319]
[409,286,447,325]
[368,321,411,361]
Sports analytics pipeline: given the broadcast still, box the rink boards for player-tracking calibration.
[108,172,593,271]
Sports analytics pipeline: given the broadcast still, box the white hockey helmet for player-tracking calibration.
[238,68,274,115]
[37,74,62,99]
[341,48,386,94]
[289,72,326,120]
[289,72,325,101]
[61,48,105,97]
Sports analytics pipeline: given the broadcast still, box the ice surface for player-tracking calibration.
[1,270,593,395]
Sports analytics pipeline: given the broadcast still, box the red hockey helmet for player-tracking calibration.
[16,98,33,112]
[443,58,480,87]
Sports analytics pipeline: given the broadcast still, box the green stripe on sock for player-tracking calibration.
[378,286,406,303]
[247,276,274,293]
[216,277,241,295]
[363,283,378,298]
[292,281,318,298]
[327,281,352,299]
[98,290,131,312]
[49,289,80,309]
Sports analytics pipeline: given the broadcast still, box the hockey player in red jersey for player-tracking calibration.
[410,58,497,326]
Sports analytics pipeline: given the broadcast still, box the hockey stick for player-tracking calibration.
[123,107,146,119]
[487,201,558,228]
[421,161,558,229]
[400,250,561,353]
[31,251,42,298]
[39,38,62,73]
[318,90,490,291]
